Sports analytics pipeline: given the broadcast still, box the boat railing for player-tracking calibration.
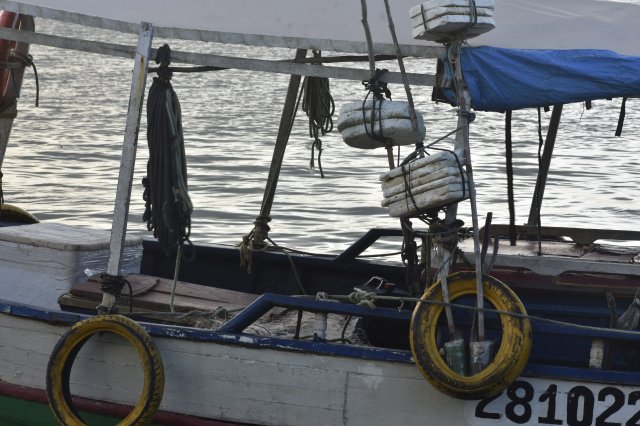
[335,228,408,262]
[216,292,409,334]
[481,225,640,246]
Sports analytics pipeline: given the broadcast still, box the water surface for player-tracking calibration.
[1,19,638,255]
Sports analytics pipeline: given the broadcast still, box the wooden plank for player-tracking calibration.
[0,0,138,33]
[156,26,443,58]
[68,274,259,313]
[458,239,640,276]
[0,26,435,86]
[0,0,443,58]
[484,225,640,246]
[0,26,137,58]
[170,49,436,86]
[105,23,153,283]
[0,26,435,85]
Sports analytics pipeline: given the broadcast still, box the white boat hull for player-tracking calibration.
[2,310,640,425]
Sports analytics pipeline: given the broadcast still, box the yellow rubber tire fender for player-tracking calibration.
[0,203,38,224]
[46,315,165,425]
[410,271,532,399]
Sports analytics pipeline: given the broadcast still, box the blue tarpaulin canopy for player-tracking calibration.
[455,47,640,112]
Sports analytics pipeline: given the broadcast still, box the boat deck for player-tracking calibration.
[458,225,640,280]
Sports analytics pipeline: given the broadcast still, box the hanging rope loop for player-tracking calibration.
[302,50,335,178]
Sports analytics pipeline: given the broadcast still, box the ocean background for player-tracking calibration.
[1,14,638,256]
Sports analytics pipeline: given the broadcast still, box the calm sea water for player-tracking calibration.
[1,18,638,255]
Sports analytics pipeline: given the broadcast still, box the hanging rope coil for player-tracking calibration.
[0,48,39,112]
[302,51,335,178]
[7,50,39,107]
[143,44,193,256]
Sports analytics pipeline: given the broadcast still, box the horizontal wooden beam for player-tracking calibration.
[0,0,138,33]
[0,26,436,86]
[0,0,443,58]
[0,26,137,59]
[153,26,442,58]
[169,49,435,86]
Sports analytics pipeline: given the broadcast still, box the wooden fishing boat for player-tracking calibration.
[0,0,639,424]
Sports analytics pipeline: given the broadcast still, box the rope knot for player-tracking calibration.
[97,273,133,314]
[348,290,377,310]
[316,292,329,301]
[155,44,172,83]
[252,215,271,246]
[362,68,391,100]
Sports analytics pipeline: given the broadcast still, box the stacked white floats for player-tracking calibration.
[410,0,495,42]
[380,150,468,217]
[337,100,426,149]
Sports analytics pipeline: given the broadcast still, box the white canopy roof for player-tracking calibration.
[15,0,640,56]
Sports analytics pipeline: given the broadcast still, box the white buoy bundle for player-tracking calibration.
[410,0,495,42]
[380,150,468,217]
[337,100,426,149]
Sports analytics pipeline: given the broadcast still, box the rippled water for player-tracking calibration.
[1,19,638,254]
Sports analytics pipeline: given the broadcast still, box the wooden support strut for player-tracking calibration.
[99,22,154,312]
[249,48,307,250]
[527,104,563,226]
[439,44,485,341]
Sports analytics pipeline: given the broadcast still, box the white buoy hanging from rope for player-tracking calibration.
[339,0,427,157]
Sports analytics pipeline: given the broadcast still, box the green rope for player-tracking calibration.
[143,44,193,255]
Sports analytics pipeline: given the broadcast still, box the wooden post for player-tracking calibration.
[457,91,486,341]
[438,87,471,334]
[527,104,563,226]
[440,46,485,340]
[0,106,16,168]
[100,22,154,310]
[254,48,307,241]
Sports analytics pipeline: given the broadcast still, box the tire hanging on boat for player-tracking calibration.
[410,271,532,399]
[0,203,38,224]
[143,44,193,255]
[46,315,164,425]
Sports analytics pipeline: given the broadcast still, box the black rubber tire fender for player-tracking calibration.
[0,203,38,224]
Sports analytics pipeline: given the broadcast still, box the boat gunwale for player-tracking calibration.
[0,298,414,363]
[3,296,640,386]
